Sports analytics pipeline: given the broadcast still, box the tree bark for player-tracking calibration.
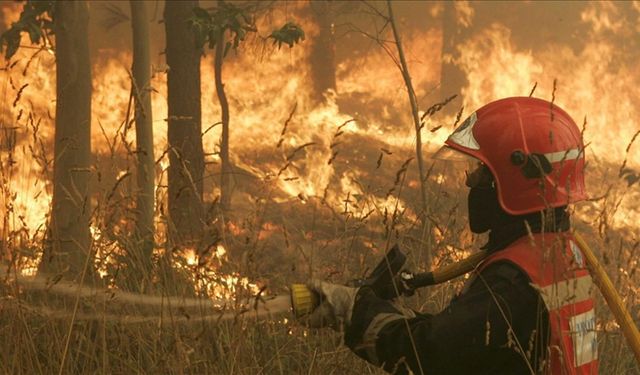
[387,1,432,269]
[308,0,336,104]
[164,0,204,244]
[39,1,93,281]
[130,0,154,286]
[214,26,232,211]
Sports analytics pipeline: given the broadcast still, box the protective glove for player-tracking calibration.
[304,279,358,331]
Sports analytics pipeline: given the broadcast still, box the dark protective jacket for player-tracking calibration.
[344,230,597,374]
[480,233,598,374]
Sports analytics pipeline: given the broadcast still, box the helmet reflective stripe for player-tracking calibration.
[544,148,583,163]
[448,112,479,150]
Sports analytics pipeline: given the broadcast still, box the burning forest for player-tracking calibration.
[0,1,639,374]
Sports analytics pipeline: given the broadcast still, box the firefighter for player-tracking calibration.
[304,97,598,374]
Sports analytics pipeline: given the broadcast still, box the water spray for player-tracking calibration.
[0,269,294,324]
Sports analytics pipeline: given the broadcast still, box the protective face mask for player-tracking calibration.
[467,186,500,234]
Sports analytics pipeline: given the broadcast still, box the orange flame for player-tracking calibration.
[1,2,639,290]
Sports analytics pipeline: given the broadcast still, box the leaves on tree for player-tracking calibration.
[269,22,305,49]
[189,2,303,55]
[0,1,55,60]
[189,3,256,52]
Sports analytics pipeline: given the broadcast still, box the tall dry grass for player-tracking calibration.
[1,68,639,375]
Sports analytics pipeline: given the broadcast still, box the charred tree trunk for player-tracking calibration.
[130,0,154,287]
[164,0,204,245]
[39,1,93,281]
[214,27,232,211]
[308,0,336,104]
[440,1,467,113]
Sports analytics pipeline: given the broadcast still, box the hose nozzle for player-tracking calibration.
[290,283,319,318]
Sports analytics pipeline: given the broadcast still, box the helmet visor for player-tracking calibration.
[430,146,492,188]
[431,145,478,162]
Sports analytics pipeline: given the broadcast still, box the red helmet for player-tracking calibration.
[442,97,586,215]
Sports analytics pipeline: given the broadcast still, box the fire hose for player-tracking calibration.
[573,231,640,364]
[291,232,640,365]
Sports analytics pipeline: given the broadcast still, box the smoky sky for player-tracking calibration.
[83,2,636,65]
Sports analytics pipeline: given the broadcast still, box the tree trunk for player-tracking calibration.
[439,1,467,113]
[214,27,232,211]
[39,1,93,281]
[164,0,204,245]
[387,1,432,272]
[130,0,154,287]
[308,0,336,104]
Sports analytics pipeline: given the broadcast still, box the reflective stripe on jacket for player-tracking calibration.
[479,232,599,374]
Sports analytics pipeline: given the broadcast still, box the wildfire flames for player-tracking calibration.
[0,2,638,300]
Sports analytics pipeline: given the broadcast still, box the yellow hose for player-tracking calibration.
[430,250,488,284]
[573,231,640,364]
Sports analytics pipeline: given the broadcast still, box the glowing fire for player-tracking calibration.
[178,244,260,301]
[1,2,639,299]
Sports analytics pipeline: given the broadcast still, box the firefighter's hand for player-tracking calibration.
[304,280,358,331]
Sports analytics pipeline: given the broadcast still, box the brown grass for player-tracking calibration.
[1,62,639,375]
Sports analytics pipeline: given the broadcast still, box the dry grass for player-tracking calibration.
[0,284,385,375]
[1,60,639,375]
[2,140,639,374]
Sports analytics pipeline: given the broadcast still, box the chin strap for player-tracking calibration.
[573,231,640,366]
